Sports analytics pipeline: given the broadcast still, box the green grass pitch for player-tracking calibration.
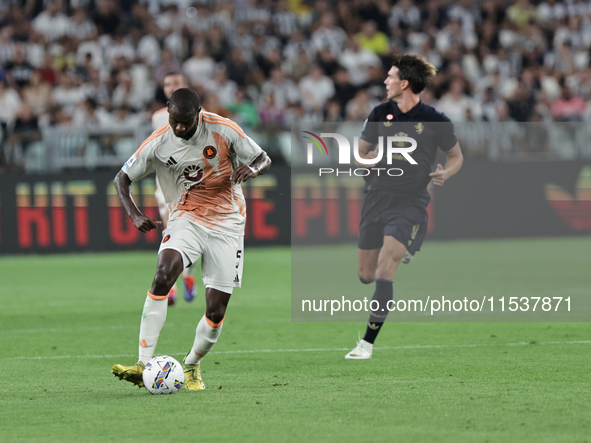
[1,238,590,442]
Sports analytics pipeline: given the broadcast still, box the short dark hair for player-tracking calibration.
[169,88,201,114]
[391,54,437,94]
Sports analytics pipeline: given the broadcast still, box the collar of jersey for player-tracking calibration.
[171,112,204,146]
[391,100,423,118]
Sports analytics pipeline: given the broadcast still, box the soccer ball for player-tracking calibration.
[142,355,184,395]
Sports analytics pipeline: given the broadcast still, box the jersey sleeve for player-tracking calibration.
[434,113,458,152]
[121,140,155,182]
[360,107,380,144]
[233,134,264,165]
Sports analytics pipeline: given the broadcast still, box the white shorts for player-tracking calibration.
[158,217,244,294]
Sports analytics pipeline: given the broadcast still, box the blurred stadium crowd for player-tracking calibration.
[1,0,591,170]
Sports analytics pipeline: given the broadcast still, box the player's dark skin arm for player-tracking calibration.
[114,170,161,232]
[232,152,272,184]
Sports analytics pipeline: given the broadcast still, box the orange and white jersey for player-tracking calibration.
[151,107,169,131]
[122,111,263,235]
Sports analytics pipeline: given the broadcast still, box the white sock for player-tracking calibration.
[185,314,224,364]
[138,292,168,364]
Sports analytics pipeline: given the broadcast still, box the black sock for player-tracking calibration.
[358,274,374,285]
[363,278,393,344]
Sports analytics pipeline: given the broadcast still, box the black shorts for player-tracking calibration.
[358,191,428,255]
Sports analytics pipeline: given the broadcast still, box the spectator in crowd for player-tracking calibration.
[332,67,359,114]
[206,65,238,108]
[228,88,261,129]
[324,99,343,122]
[259,91,285,128]
[437,78,480,122]
[206,26,232,63]
[31,0,71,42]
[311,12,347,57]
[72,97,112,127]
[339,37,382,87]
[481,87,505,121]
[153,48,183,87]
[69,8,97,42]
[299,65,335,116]
[507,0,538,30]
[5,102,41,171]
[111,70,148,112]
[92,0,121,36]
[3,0,591,168]
[0,76,22,166]
[182,41,216,88]
[389,0,421,31]
[22,69,52,119]
[51,70,85,115]
[345,88,376,121]
[261,67,299,110]
[225,47,252,87]
[552,83,586,121]
[4,44,35,91]
[356,20,390,55]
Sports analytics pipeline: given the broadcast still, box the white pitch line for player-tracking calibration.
[1,340,590,361]
[0,324,177,335]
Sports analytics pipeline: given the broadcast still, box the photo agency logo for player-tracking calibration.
[302,131,418,177]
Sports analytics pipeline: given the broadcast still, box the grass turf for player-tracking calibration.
[0,238,590,442]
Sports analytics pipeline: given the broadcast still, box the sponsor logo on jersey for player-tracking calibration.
[166,156,177,166]
[203,146,217,159]
[183,165,204,182]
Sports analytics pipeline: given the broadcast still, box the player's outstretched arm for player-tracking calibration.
[114,170,161,232]
[429,142,463,186]
[232,152,272,184]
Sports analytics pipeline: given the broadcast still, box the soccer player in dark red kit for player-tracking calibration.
[346,55,464,359]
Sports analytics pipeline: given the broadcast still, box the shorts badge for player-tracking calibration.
[163,235,171,243]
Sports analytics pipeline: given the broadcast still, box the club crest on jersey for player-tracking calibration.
[415,122,424,134]
[203,146,217,159]
[183,165,204,182]
[394,132,408,147]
